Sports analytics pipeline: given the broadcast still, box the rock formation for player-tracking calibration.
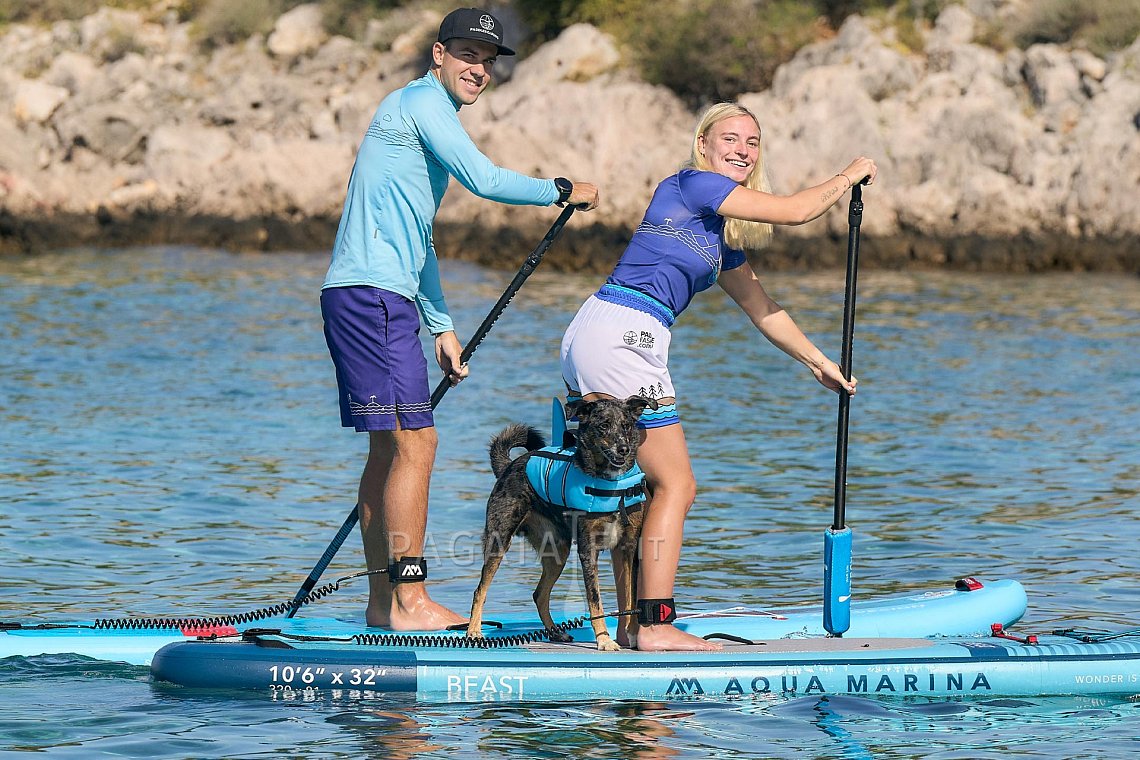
[0,3,1136,272]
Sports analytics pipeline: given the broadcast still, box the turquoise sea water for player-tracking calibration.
[1,246,1138,757]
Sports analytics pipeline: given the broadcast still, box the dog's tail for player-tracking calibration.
[488,424,546,478]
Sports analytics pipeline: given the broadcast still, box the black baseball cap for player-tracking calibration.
[437,7,516,56]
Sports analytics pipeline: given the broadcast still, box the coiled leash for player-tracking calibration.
[2,558,426,633]
[0,567,389,634]
[238,596,742,651]
[244,612,612,650]
[1,575,737,650]
[0,562,648,649]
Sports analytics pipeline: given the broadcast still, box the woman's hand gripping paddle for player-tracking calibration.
[824,182,865,636]
[286,205,580,617]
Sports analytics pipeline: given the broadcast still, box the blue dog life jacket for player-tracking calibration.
[524,446,646,515]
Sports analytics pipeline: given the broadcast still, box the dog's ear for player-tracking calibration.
[571,398,594,423]
[624,395,658,418]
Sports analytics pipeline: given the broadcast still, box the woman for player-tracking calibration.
[560,102,877,651]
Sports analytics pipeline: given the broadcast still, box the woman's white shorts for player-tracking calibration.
[559,295,679,427]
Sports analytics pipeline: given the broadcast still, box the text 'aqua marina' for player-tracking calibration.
[667,671,995,696]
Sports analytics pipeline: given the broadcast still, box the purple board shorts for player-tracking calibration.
[320,286,434,431]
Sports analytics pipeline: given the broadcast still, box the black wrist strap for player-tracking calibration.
[388,557,427,584]
[636,597,677,625]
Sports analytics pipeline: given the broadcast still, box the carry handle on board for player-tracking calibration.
[286,205,580,617]
[823,181,864,636]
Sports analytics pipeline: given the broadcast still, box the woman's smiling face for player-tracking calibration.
[698,114,761,184]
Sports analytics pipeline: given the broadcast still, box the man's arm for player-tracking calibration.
[406,87,559,206]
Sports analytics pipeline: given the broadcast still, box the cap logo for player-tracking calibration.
[479,14,494,30]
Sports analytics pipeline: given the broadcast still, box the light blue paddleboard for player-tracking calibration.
[2,578,1026,666]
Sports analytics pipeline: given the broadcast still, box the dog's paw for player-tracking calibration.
[465,626,484,639]
[595,635,621,652]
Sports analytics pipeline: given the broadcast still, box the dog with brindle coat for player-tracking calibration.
[467,396,657,651]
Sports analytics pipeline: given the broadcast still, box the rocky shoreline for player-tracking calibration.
[6,209,1134,274]
[1,3,1137,273]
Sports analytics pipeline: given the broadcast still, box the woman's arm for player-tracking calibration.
[719,262,855,394]
[717,157,877,226]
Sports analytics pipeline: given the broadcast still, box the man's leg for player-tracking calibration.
[360,425,465,630]
[359,431,396,626]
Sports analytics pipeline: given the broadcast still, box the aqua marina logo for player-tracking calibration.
[479,14,494,31]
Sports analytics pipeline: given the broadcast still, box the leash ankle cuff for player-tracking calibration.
[388,557,428,584]
[637,597,677,625]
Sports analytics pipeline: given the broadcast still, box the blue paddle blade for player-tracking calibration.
[824,526,852,635]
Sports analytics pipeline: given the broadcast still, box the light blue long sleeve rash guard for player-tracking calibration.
[322,72,560,335]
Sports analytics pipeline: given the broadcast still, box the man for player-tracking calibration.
[321,7,599,631]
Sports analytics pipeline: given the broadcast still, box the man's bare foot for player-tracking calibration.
[366,587,466,631]
[635,623,722,652]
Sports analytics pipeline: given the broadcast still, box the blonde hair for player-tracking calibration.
[687,102,773,251]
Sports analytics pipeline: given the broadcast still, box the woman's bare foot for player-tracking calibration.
[635,623,722,652]
[366,586,466,631]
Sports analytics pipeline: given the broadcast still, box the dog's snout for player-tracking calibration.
[616,443,630,457]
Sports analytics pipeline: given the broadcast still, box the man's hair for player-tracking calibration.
[687,102,773,251]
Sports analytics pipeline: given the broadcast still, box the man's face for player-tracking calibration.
[432,39,498,106]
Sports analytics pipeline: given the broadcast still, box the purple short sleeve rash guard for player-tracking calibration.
[605,169,747,317]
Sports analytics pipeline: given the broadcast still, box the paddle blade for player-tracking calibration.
[824,526,852,635]
[551,397,567,447]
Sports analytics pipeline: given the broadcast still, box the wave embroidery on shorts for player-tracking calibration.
[639,400,678,428]
[347,395,431,417]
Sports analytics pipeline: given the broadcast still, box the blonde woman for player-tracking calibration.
[559,102,877,651]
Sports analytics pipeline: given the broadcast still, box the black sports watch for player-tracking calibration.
[554,177,573,206]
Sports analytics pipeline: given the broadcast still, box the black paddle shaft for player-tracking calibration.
[832,183,863,531]
[286,205,578,617]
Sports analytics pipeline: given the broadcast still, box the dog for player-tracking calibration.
[466,395,657,651]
